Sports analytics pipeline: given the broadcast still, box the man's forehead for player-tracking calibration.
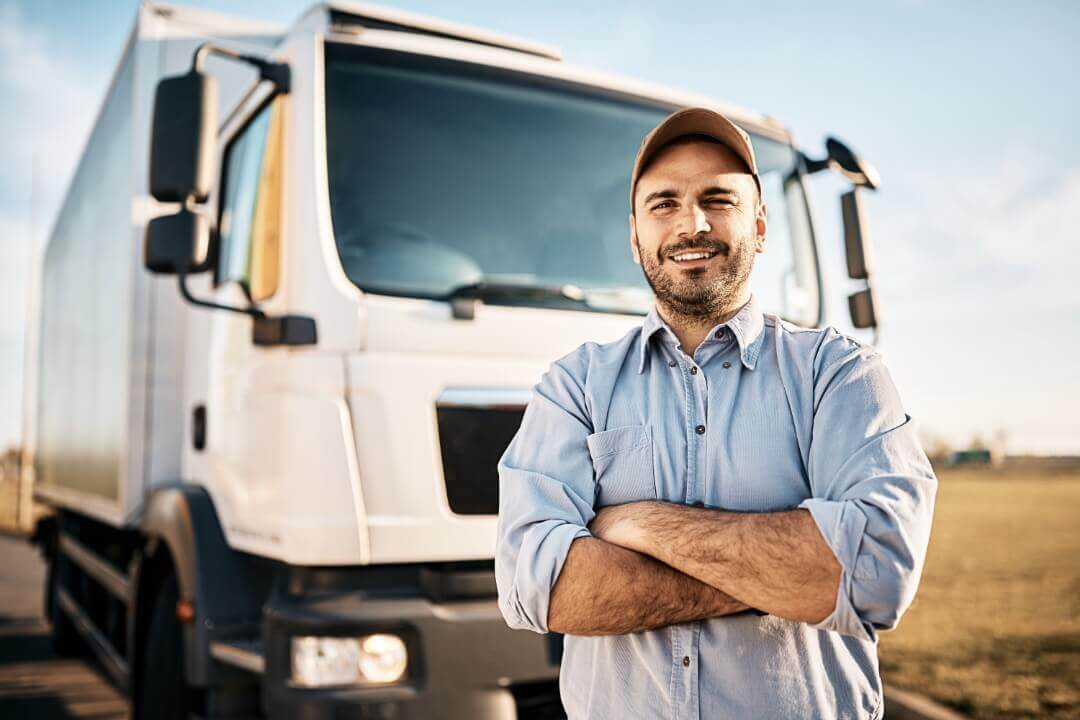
[637,151,755,198]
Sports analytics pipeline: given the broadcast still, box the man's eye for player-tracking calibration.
[652,201,675,210]
[706,198,734,206]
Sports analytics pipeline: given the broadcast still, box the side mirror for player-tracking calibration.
[149,70,218,202]
[144,208,211,274]
[824,138,881,191]
[841,189,878,330]
[141,45,313,345]
[145,69,217,275]
[800,138,880,191]
[841,189,873,280]
[801,137,882,335]
[848,287,878,329]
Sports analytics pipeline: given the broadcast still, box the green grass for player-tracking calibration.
[879,466,1080,719]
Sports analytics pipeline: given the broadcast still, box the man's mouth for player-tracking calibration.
[670,250,717,262]
[667,248,722,266]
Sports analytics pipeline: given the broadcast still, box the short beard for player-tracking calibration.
[640,232,756,323]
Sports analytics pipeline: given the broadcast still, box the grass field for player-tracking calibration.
[879,464,1080,719]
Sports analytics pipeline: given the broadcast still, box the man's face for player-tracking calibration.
[630,138,767,320]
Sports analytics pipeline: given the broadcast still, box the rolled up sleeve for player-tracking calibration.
[495,351,596,634]
[798,333,937,641]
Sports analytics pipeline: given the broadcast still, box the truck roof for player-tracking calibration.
[300,2,789,140]
[140,2,787,140]
[320,1,563,61]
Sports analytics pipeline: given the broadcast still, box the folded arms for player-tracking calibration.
[495,339,936,641]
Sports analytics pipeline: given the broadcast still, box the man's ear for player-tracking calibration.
[754,201,768,253]
[629,213,642,265]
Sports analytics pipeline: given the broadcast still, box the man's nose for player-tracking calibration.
[678,204,712,237]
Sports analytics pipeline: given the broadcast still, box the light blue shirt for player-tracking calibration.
[495,295,937,720]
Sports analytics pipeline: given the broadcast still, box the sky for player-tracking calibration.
[1,0,1078,454]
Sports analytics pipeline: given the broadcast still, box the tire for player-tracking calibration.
[45,555,85,657]
[137,574,193,720]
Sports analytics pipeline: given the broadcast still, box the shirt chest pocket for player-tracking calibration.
[586,425,657,507]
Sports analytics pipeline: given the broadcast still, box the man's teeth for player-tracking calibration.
[671,251,717,262]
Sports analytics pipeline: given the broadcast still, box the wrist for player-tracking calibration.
[631,501,677,560]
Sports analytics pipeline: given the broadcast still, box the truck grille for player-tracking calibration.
[436,400,526,515]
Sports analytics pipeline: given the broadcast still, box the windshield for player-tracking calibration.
[325,45,819,323]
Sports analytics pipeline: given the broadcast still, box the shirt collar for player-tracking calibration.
[637,295,766,374]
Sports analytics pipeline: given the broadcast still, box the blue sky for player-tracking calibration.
[1,0,1078,454]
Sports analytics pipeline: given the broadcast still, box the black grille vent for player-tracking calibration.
[510,679,566,719]
[436,405,525,514]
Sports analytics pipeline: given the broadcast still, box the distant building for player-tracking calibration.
[945,448,994,466]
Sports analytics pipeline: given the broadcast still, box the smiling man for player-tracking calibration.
[495,107,937,719]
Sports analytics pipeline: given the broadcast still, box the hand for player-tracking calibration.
[588,502,652,552]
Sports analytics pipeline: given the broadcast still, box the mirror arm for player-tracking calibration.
[798,151,880,191]
[799,152,831,176]
[192,44,291,94]
[177,268,265,319]
[176,270,318,347]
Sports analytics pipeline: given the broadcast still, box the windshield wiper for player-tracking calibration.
[578,286,653,314]
[444,280,586,319]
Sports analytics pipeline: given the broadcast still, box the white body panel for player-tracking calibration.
[349,296,642,563]
[34,4,284,525]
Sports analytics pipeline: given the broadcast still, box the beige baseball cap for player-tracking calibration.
[631,107,759,211]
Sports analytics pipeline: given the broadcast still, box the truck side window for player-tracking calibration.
[216,98,283,301]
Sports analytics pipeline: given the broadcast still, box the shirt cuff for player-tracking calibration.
[503,522,592,634]
[798,498,875,641]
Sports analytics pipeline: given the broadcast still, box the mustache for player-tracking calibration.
[660,237,730,260]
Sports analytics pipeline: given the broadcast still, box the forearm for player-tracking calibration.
[607,503,841,623]
[547,535,750,636]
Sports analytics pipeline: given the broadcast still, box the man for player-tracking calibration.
[495,107,936,719]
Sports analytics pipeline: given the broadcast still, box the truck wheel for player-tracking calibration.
[138,574,193,720]
[45,556,84,656]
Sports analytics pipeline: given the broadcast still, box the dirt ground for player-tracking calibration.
[879,463,1080,719]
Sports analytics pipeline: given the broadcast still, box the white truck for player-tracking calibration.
[30,2,881,718]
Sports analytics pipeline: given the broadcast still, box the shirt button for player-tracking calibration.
[695,424,705,435]
[689,366,698,375]
[715,329,725,339]
[668,359,677,367]
[722,361,731,369]
[682,655,691,667]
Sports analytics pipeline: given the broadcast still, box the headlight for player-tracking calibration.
[357,634,409,683]
[291,634,408,688]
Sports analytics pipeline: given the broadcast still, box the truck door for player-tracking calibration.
[183,95,287,555]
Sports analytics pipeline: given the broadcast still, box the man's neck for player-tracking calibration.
[656,292,751,356]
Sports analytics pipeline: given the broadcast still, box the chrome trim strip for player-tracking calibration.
[436,388,532,410]
[211,639,267,675]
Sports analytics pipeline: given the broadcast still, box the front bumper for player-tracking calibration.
[263,588,563,719]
